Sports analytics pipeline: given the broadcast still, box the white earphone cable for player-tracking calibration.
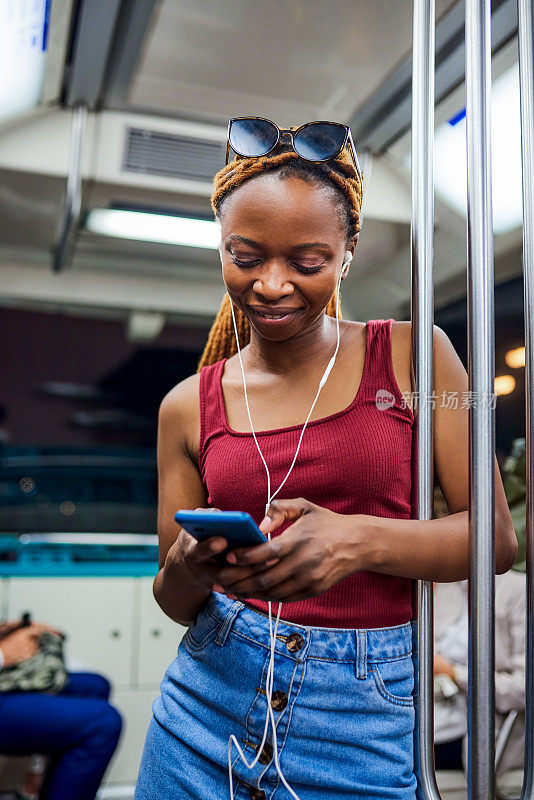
[225,255,349,799]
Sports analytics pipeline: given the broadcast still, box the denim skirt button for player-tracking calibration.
[258,742,273,765]
[270,690,288,710]
[285,632,305,652]
[249,789,266,800]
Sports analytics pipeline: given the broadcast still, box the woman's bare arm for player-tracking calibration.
[367,323,517,580]
[152,374,222,625]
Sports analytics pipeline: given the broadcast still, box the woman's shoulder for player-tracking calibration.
[390,319,457,352]
[340,317,411,363]
[390,320,463,377]
[158,372,202,447]
[159,357,227,414]
[389,320,412,363]
[160,372,201,413]
[158,358,228,435]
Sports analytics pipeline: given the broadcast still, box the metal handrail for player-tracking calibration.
[52,104,87,273]
[465,1,497,798]
[514,1,534,798]
[495,710,520,774]
[410,3,440,799]
[495,5,534,797]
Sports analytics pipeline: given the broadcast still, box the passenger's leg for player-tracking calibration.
[60,671,111,701]
[434,739,464,771]
[0,692,122,800]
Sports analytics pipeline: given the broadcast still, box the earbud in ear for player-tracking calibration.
[340,250,353,279]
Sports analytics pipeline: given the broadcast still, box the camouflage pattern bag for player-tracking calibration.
[0,631,68,693]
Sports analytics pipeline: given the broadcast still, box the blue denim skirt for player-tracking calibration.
[134,591,417,800]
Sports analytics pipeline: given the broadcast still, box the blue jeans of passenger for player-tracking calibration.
[0,671,122,800]
[135,592,417,799]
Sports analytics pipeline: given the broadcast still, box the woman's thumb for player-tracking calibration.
[259,497,311,533]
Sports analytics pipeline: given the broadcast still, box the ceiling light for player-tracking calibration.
[85,209,221,250]
[127,311,166,342]
[434,62,523,235]
[406,62,523,235]
[505,346,525,369]
[494,375,516,395]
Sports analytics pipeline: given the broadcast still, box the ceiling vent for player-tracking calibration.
[123,127,226,181]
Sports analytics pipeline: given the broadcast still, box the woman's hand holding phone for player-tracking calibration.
[174,508,280,602]
[212,498,373,604]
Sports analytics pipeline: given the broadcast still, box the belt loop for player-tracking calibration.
[215,599,245,646]
[355,630,367,679]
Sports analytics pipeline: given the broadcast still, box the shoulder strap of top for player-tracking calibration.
[198,358,227,457]
[361,319,407,410]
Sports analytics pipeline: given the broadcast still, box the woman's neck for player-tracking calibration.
[244,313,339,376]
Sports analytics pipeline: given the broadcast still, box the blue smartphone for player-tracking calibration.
[174,510,267,557]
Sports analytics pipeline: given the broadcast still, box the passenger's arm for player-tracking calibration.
[152,376,227,626]
[0,627,41,667]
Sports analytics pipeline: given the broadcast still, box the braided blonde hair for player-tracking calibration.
[198,138,363,370]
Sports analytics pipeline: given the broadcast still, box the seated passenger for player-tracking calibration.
[433,442,527,776]
[0,620,122,800]
[433,572,526,775]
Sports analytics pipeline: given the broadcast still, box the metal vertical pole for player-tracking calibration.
[465,1,496,798]
[411,1,440,797]
[517,1,534,798]
[53,103,87,273]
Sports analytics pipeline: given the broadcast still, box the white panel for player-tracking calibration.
[361,155,411,224]
[136,577,187,687]
[6,578,136,688]
[103,688,159,786]
[0,262,225,317]
[0,578,9,620]
[94,111,225,194]
[0,108,95,175]
[0,107,223,195]
[0,108,220,198]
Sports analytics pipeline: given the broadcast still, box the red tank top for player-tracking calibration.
[198,318,416,628]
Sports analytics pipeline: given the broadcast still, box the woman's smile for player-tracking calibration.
[248,303,304,326]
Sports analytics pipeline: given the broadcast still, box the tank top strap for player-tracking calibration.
[359,319,408,413]
[198,358,228,471]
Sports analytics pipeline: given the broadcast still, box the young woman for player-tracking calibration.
[134,119,517,800]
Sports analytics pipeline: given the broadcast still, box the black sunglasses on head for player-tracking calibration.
[226,116,362,181]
